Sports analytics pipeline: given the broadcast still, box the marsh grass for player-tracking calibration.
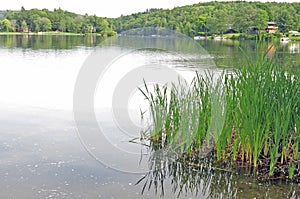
[140,45,300,181]
[139,73,214,155]
[222,46,300,179]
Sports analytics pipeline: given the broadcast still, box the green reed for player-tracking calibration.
[141,46,300,179]
[139,73,213,154]
[221,47,300,177]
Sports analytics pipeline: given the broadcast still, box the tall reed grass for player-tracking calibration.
[140,46,300,180]
[222,47,300,178]
[139,73,214,155]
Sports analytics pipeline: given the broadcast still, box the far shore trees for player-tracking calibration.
[0,2,299,36]
[1,7,116,35]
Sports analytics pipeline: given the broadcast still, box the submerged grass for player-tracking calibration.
[140,45,300,181]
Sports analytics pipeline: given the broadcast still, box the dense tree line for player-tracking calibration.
[112,1,300,36]
[0,2,299,37]
[0,7,116,36]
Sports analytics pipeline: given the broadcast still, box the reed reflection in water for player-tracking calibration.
[136,147,300,199]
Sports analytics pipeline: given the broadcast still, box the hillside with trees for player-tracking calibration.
[0,7,116,36]
[0,2,299,37]
[113,1,300,36]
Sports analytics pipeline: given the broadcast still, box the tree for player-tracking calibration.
[255,9,268,30]
[21,20,28,32]
[276,10,295,33]
[182,21,193,36]
[58,19,66,32]
[160,18,167,27]
[10,20,17,32]
[233,5,256,33]
[37,17,52,32]
[99,18,110,35]
[195,16,207,33]
[28,13,40,32]
[64,16,78,32]
[0,19,13,32]
[2,2,298,36]
[206,10,229,35]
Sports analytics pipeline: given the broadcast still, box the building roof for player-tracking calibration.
[267,22,277,25]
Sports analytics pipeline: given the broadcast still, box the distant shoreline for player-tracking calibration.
[0,32,299,42]
[0,32,103,36]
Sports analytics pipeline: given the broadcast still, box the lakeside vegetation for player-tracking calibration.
[113,1,300,37]
[140,45,300,181]
[0,7,116,36]
[0,2,299,38]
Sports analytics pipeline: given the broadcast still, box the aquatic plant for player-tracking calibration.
[140,45,300,181]
[221,47,300,179]
[139,72,216,156]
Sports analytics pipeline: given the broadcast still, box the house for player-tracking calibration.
[266,22,278,34]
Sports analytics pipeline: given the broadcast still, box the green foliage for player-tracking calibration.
[221,48,300,178]
[142,45,300,180]
[206,9,229,35]
[0,19,13,32]
[35,17,52,32]
[113,2,299,36]
[276,10,296,33]
[21,20,27,32]
[139,73,215,155]
[1,7,116,35]
[1,2,299,36]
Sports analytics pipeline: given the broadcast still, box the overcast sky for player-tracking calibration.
[2,0,299,18]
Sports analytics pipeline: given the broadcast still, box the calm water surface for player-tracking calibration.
[0,35,299,198]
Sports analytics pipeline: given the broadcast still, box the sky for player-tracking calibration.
[1,0,299,18]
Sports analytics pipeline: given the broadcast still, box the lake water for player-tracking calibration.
[0,34,299,198]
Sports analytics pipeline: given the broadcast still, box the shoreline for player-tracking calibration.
[0,32,102,36]
[1,32,300,42]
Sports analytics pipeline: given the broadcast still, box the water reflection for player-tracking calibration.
[0,35,103,49]
[199,40,300,69]
[137,147,300,198]
[289,43,300,54]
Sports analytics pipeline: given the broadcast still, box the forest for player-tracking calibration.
[0,1,299,37]
[0,7,117,36]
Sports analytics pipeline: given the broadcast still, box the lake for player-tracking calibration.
[0,34,299,198]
